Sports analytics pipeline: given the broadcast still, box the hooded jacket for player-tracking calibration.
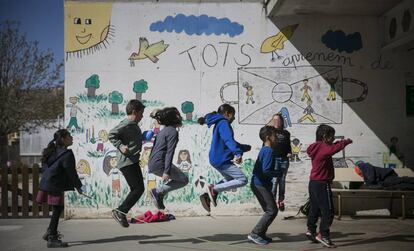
[205,113,251,169]
[39,148,82,193]
[307,139,352,181]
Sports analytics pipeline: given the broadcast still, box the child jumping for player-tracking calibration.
[37,129,82,248]
[148,107,189,210]
[248,126,280,245]
[198,104,251,212]
[109,99,147,228]
[268,113,291,211]
[306,124,352,248]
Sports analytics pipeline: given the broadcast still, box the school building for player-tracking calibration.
[64,0,413,217]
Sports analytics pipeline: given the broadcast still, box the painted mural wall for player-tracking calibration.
[64,1,413,217]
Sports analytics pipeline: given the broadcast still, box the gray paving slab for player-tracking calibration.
[0,213,413,251]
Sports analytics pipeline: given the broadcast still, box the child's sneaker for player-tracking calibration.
[151,188,166,210]
[260,234,273,243]
[111,209,129,228]
[207,185,218,207]
[199,193,211,212]
[247,233,269,245]
[278,200,285,211]
[305,230,318,243]
[47,234,69,248]
[315,233,337,248]
[42,229,63,241]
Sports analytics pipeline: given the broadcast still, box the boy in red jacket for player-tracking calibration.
[306,124,352,248]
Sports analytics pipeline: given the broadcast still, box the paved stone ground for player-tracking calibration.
[1,213,413,251]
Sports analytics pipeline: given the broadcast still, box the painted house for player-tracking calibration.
[64,0,413,217]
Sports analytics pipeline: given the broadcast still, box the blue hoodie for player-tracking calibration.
[206,113,251,169]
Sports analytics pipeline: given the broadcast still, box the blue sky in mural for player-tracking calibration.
[0,0,64,65]
[321,30,363,54]
[150,14,244,37]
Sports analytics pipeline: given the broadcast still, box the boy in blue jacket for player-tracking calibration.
[248,125,279,245]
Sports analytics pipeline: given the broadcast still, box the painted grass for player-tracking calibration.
[76,93,108,104]
[95,107,126,119]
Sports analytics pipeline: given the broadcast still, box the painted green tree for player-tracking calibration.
[108,91,123,114]
[133,79,148,101]
[85,74,100,98]
[181,101,194,121]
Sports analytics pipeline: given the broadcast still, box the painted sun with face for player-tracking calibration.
[65,2,114,59]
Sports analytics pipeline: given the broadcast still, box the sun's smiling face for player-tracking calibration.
[65,2,113,55]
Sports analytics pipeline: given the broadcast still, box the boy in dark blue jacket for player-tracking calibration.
[248,126,279,245]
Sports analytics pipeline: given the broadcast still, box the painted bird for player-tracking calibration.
[129,37,169,65]
[260,24,299,61]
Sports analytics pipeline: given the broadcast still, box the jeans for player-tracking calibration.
[118,164,145,213]
[271,157,289,201]
[151,164,189,196]
[214,164,248,193]
[251,182,278,236]
[307,180,334,237]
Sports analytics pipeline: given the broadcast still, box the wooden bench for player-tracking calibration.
[332,168,414,220]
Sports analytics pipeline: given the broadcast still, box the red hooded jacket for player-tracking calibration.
[307,139,352,182]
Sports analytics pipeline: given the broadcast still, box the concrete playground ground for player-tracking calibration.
[0,212,413,251]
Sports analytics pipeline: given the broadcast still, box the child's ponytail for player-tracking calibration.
[41,129,71,163]
[198,111,217,125]
[41,140,57,163]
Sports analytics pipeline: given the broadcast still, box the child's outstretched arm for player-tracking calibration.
[322,138,353,158]
[237,142,251,152]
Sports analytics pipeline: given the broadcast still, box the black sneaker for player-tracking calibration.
[305,230,318,243]
[199,193,211,212]
[150,188,166,210]
[43,229,63,241]
[42,228,51,241]
[207,185,218,207]
[111,209,129,228]
[47,234,69,248]
[315,233,337,248]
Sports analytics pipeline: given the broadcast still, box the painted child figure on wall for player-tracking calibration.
[298,99,316,123]
[140,144,157,203]
[103,150,121,197]
[243,82,255,104]
[300,78,312,102]
[96,129,108,152]
[326,76,338,101]
[291,138,302,163]
[389,136,404,160]
[66,96,83,131]
[151,109,162,135]
[176,149,192,173]
[76,159,91,193]
[384,136,405,168]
